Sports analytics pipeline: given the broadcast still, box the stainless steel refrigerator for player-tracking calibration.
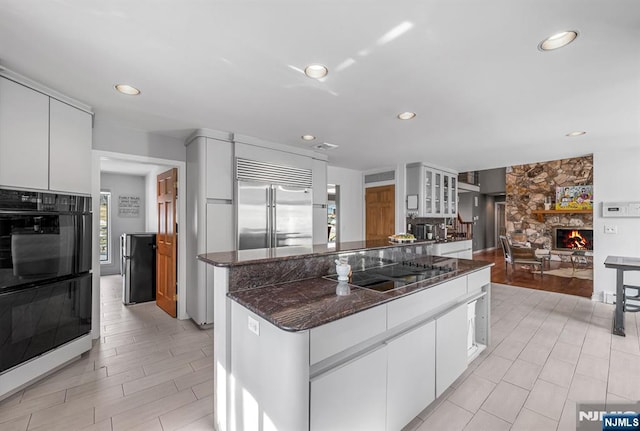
[237,182,313,250]
[121,233,157,304]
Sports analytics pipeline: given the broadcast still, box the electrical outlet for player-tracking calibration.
[248,315,260,335]
[604,225,618,234]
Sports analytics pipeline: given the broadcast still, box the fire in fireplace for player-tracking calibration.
[553,227,593,251]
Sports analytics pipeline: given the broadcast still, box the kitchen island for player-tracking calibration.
[199,239,492,431]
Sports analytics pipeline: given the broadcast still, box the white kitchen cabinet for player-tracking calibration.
[312,158,327,205]
[185,132,235,326]
[387,276,466,329]
[310,303,386,365]
[310,345,387,431]
[406,163,458,217]
[0,76,93,194]
[49,99,92,194]
[313,206,328,245]
[312,158,328,244]
[386,320,436,431]
[433,240,472,259]
[205,137,233,200]
[436,303,468,396]
[0,77,49,190]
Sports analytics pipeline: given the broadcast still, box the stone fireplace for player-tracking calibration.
[506,155,593,249]
[553,227,593,251]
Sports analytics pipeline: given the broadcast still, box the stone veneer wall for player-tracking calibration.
[506,155,593,249]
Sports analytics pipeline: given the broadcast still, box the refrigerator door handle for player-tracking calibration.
[271,186,277,248]
[266,186,273,249]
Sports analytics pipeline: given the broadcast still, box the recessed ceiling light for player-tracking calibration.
[301,134,316,141]
[397,112,416,120]
[539,31,578,51]
[566,131,586,137]
[304,64,328,79]
[115,84,141,95]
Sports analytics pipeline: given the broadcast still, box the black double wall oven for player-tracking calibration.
[0,188,92,373]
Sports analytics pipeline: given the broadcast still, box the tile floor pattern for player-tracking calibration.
[0,275,214,431]
[1,276,639,430]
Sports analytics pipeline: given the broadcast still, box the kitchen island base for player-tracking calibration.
[228,269,490,431]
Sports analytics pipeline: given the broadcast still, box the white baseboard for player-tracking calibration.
[0,334,92,400]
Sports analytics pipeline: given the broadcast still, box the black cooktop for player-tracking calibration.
[326,260,456,292]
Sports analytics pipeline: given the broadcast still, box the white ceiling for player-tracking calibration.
[1,1,639,172]
[100,158,168,176]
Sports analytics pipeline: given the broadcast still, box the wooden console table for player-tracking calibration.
[530,209,592,222]
[604,256,640,336]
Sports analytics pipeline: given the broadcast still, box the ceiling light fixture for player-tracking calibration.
[304,64,328,79]
[538,31,578,51]
[397,112,416,120]
[115,84,141,95]
[566,131,586,137]
[313,142,339,150]
[301,134,316,141]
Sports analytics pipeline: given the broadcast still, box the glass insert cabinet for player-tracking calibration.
[407,163,457,217]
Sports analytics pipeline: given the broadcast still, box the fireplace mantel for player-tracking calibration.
[531,209,592,222]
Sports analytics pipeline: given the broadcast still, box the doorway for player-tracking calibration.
[495,202,506,247]
[365,185,395,241]
[93,151,187,336]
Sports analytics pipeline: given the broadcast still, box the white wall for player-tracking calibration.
[328,166,364,242]
[93,115,186,162]
[100,172,147,275]
[593,148,640,301]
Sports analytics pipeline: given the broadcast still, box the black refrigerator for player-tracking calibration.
[121,233,156,304]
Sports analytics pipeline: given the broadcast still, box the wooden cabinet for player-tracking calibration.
[406,163,457,217]
[436,303,468,396]
[386,320,436,431]
[310,345,387,431]
[0,77,49,190]
[0,76,92,194]
[49,99,92,194]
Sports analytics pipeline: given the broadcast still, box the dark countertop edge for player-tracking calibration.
[604,255,640,270]
[228,261,494,332]
[197,237,473,267]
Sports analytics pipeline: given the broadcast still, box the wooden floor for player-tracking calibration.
[473,248,593,298]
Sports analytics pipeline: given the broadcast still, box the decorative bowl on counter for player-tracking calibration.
[389,233,416,243]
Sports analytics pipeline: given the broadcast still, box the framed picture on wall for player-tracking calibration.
[555,185,593,210]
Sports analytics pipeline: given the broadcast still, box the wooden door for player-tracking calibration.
[365,185,395,241]
[157,168,178,317]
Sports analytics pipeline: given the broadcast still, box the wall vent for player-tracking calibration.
[364,171,395,184]
[236,158,312,188]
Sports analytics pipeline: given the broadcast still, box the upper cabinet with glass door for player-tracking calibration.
[406,163,458,218]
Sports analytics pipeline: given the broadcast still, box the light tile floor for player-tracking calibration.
[405,283,640,431]
[1,276,638,430]
[0,275,214,431]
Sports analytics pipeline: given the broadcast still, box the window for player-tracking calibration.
[100,191,111,263]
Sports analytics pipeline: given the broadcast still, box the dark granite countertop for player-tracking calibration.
[604,256,640,270]
[228,256,492,332]
[198,239,437,267]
